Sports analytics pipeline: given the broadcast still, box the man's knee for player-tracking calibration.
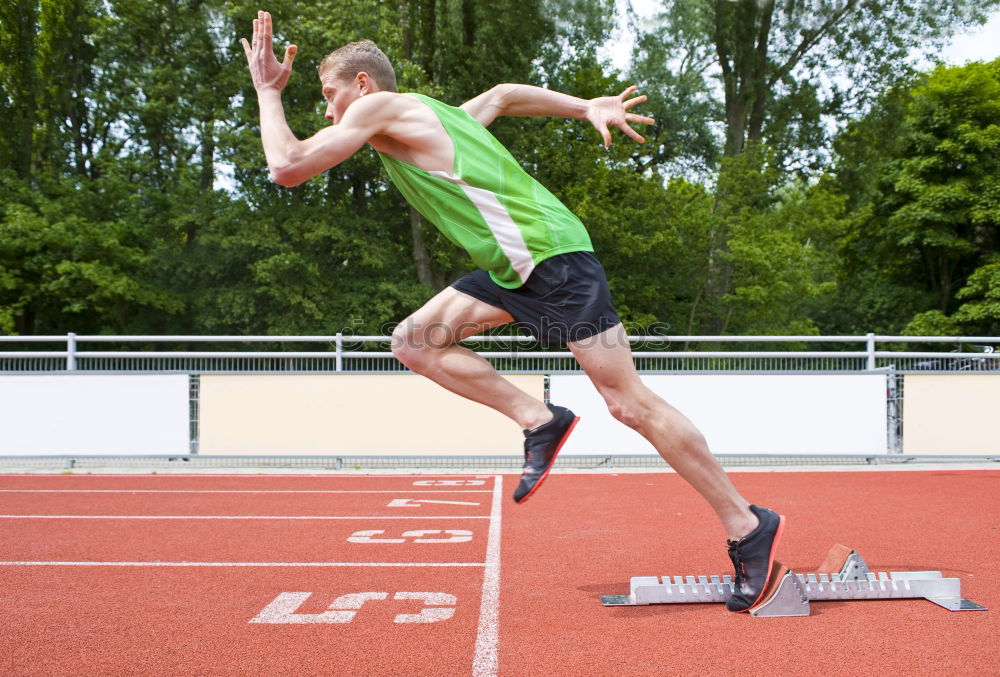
[391,323,424,369]
[605,391,646,431]
[604,388,709,450]
[391,319,460,370]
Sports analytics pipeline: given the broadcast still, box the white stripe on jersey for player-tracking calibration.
[429,170,535,283]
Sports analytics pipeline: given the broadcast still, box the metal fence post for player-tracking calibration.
[866,332,876,371]
[67,332,77,372]
[335,333,343,372]
[886,366,901,453]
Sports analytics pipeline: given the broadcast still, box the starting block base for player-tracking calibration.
[600,544,986,617]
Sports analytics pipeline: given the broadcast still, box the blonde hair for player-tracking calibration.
[318,40,397,92]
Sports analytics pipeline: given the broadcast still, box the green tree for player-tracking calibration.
[1,0,190,334]
[625,1,998,334]
[1,0,616,337]
[835,60,1000,334]
[904,257,1000,337]
[949,258,1000,335]
[632,0,998,168]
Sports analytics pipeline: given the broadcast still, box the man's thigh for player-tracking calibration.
[394,286,515,348]
[568,323,645,394]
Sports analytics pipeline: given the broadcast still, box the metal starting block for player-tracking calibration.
[600,544,987,617]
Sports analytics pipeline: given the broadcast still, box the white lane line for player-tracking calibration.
[0,515,491,520]
[0,489,491,494]
[473,475,503,677]
[0,474,497,479]
[0,561,486,567]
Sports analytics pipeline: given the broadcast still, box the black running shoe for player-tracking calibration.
[725,505,786,612]
[512,404,579,504]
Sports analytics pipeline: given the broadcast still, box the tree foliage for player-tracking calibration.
[0,0,997,341]
[835,59,1000,333]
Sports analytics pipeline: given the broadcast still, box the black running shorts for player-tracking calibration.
[451,251,621,345]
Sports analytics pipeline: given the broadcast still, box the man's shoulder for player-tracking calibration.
[342,92,424,123]
[350,91,408,112]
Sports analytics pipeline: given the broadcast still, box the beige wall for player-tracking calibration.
[903,375,1000,454]
[199,374,544,455]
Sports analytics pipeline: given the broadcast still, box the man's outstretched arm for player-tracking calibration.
[460,84,654,147]
[240,11,379,187]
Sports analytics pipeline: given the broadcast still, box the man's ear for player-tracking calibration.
[356,71,377,95]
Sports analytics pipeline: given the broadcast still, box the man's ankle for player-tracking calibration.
[521,404,554,431]
[725,508,760,542]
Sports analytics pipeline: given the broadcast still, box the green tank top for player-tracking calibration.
[377,93,593,289]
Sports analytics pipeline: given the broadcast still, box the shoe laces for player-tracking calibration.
[727,540,747,588]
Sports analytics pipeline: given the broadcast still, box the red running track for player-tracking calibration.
[0,470,997,676]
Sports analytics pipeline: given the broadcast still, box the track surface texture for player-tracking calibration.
[0,470,996,676]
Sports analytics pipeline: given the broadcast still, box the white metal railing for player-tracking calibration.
[0,332,996,373]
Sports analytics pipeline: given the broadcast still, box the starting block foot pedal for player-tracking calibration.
[748,562,809,617]
[600,544,987,617]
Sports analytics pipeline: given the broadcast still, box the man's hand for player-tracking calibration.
[585,86,654,147]
[240,10,297,93]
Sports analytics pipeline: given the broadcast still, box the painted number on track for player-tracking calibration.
[249,592,457,624]
[347,529,473,543]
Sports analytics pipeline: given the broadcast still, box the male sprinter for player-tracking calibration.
[241,10,783,612]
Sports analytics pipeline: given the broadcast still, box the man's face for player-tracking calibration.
[319,70,364,124]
